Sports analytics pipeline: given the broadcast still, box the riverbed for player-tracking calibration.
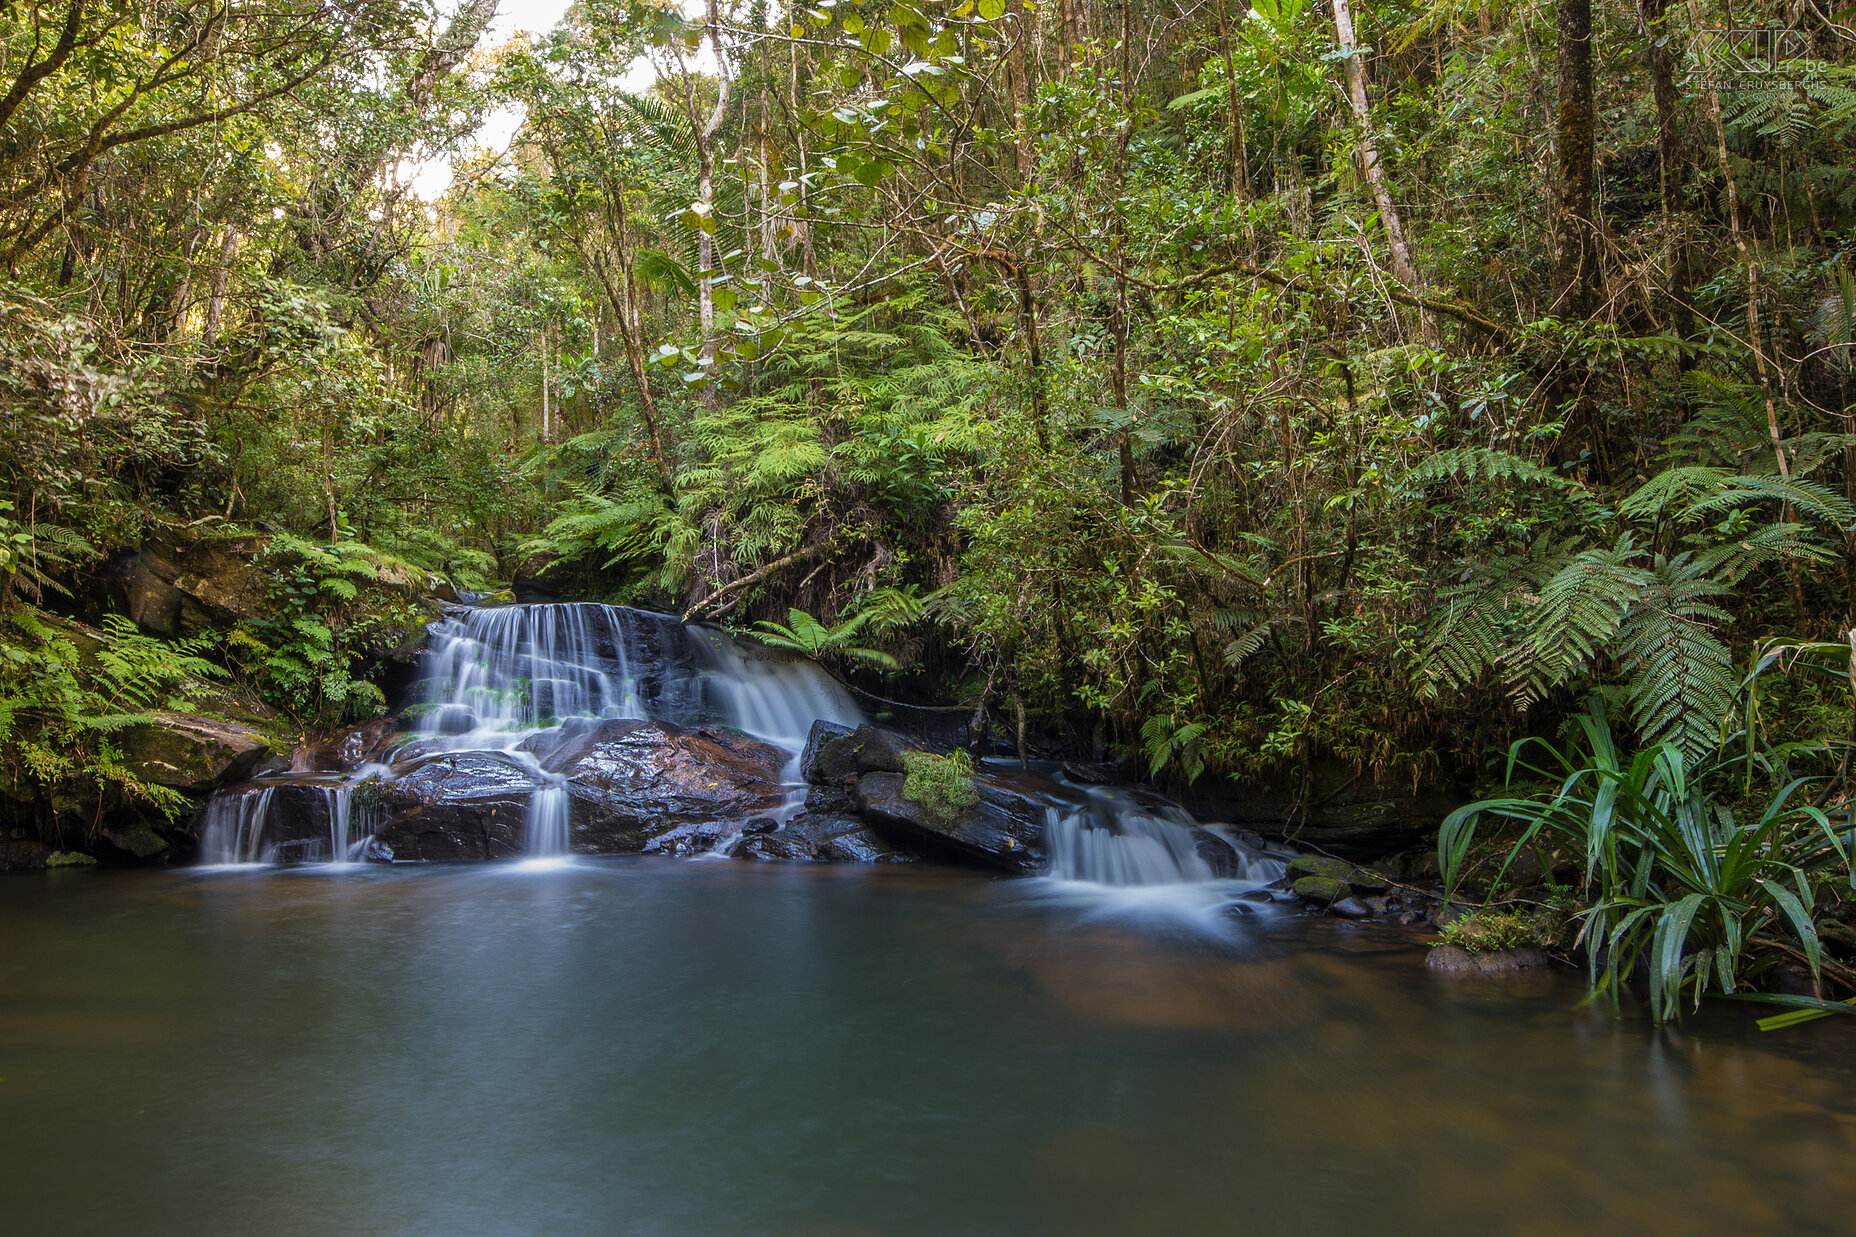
[3,859,1853,1235]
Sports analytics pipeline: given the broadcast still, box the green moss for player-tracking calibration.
[900,749,979,829]
[1436,910,1545,954]
[45,850,97,867]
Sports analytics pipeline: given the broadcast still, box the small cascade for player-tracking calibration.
[198,786,277,865]
[414,602,860,755]
[1042,791,1215,887]
[1033,784,1292,925]
[526,782,570,859]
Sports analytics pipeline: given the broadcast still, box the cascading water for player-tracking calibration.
[198,786,277,865]
[1032,783,1291,925]
[412,602,862,858]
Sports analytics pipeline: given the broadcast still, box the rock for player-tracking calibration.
[1287,855,1353,881]
[853,769,1046,873]
[1194,830,1247,877]
[742,816,779,835]
[738,828,821,863]
[0,836,54,870]
[1060,760,1122,785]
[803,723,910,784]
[524,718,790,854]
[1426,945,1551,977]
[1181,763,1468,859]
[1328,896,1372,919]
[799,719,856,782]
[1287,854,1389,892]
[372,753,536,861]
[1291,875,1352,904]
[791,810,909,863]
[110,552,186,635]
[290,718,400,774]
[119,712,271,793]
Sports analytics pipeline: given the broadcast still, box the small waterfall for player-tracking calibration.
[526,782,570,858]
[1043,793,1215,887]
[198,786,277,864]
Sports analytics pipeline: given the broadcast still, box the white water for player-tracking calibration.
[198,786,277,865]
[1032,786,1290,928]
[415,602,863,857]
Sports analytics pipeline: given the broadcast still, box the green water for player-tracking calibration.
[2,860,1852,1235]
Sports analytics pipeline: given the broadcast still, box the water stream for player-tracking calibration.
[4,862,1852,1236]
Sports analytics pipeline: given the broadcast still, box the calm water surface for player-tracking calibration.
[2,860,1853,1236]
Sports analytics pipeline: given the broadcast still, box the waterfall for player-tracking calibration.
[410,602,862,858]
[415,603,860,755]
[1042,790,1217,886]
[198,786,277,865]
[526,783,570,859]
[1037,785,1289,922]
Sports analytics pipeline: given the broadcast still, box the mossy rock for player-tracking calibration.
[1287,855,1388,892]
[46,850,98,867]
[1287,855,1352,880]
[1291,875,1352,904]
[119,711,271,792]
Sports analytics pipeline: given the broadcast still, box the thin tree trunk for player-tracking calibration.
[1330,0,1421,292]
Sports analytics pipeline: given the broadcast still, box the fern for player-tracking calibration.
[1403,446,1576,492]
[1612,555,1736,759]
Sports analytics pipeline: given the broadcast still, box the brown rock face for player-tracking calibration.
[522,718,791,854]
[372,753,536,861]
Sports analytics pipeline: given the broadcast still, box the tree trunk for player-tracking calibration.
[1641,0,1691,346]
[1331,0,1420,293]
[1554,0,1597,314]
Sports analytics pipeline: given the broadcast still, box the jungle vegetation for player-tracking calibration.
[1,0,1855,1010]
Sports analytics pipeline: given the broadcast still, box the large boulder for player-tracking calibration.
[372,753,535,860]
[119,712,271,793]
[802,721,909,784]
[522,718,791,854]
[1182,762,1467,860]
[853,770,1048,873]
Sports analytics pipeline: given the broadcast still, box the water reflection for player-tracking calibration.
[1,862,1852,1236]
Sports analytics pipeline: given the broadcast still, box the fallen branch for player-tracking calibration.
[682,543,829,623]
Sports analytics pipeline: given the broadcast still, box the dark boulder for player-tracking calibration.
[803,722,910,784]
[854,770,1047,873]
[372,753,535,860]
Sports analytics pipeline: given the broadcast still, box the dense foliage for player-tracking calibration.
[2,0,1855,1007]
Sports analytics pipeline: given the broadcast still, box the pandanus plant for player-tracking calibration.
[1440,699,1854,1024]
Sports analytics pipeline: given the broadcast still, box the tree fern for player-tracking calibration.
[1612,555,1737,758]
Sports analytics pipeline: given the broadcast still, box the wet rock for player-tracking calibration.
[372,753,536,860]
[0,836,54,871]
[1060,760,1121,785]
[853,770,1046,873]
[1180,763,1468,859]
[738,828,821,863]
[793,810,909,863]
[1287,855,1353,881]
[1426,945,1551,977]
[1291,875,1352,905]
[119,711,271,793]
[1328,896,1373,919]
[742,817,780,835]
[523,718,789,854]
[290,718,400,774]
[803,723,910,784]
[1194,830,1246,877]
[799,719,856,782]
